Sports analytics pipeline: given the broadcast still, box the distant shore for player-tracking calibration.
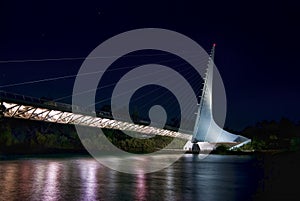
[2,149,296,161]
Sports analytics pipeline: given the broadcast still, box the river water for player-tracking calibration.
[0,154,299,201]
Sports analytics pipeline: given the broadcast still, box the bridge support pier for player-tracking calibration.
[191,143,200,154]
[183,141,202,154]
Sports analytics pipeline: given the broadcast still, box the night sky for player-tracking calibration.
[0,0,299,130]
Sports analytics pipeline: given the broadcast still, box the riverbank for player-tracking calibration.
[2,148,297,161]
[0,152,91,160]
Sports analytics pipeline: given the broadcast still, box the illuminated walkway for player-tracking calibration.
[0,91,191,140]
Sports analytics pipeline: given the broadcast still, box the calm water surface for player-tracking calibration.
[0,154,298,201]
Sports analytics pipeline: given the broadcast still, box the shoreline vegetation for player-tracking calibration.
[0,117,300,158]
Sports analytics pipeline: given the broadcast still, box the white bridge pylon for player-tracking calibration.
[184,44,251,152]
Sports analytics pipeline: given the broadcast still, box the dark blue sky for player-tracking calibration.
[0,0,299,130]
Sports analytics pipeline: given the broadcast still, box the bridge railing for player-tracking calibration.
[0,90,83,113]
[0,90,194,134]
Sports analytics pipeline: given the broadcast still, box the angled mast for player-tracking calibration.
[192,44,216,143]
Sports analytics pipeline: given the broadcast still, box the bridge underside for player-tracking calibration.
[1,101,192,140]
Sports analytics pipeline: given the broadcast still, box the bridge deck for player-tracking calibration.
[0,91,192,140]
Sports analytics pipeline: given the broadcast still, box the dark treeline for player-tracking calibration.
[0,118,185,155]
[234,118,300,151]
[0,118,83,154]
[0,117,300,155]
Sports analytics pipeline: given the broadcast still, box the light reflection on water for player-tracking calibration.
[1,163,17,200]
[135,172,146,201]
[45,163,59,200]
[0,155,262,201]
[79,161,98,201]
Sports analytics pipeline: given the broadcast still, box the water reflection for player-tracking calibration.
[43,162,60,201]
[20,163,31,194]
[165,165,175,200]
[0,155,264,201]
[135,172,146,201]
[79,160,98,201]
[0,163,17,200]
[31,162,47,200]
